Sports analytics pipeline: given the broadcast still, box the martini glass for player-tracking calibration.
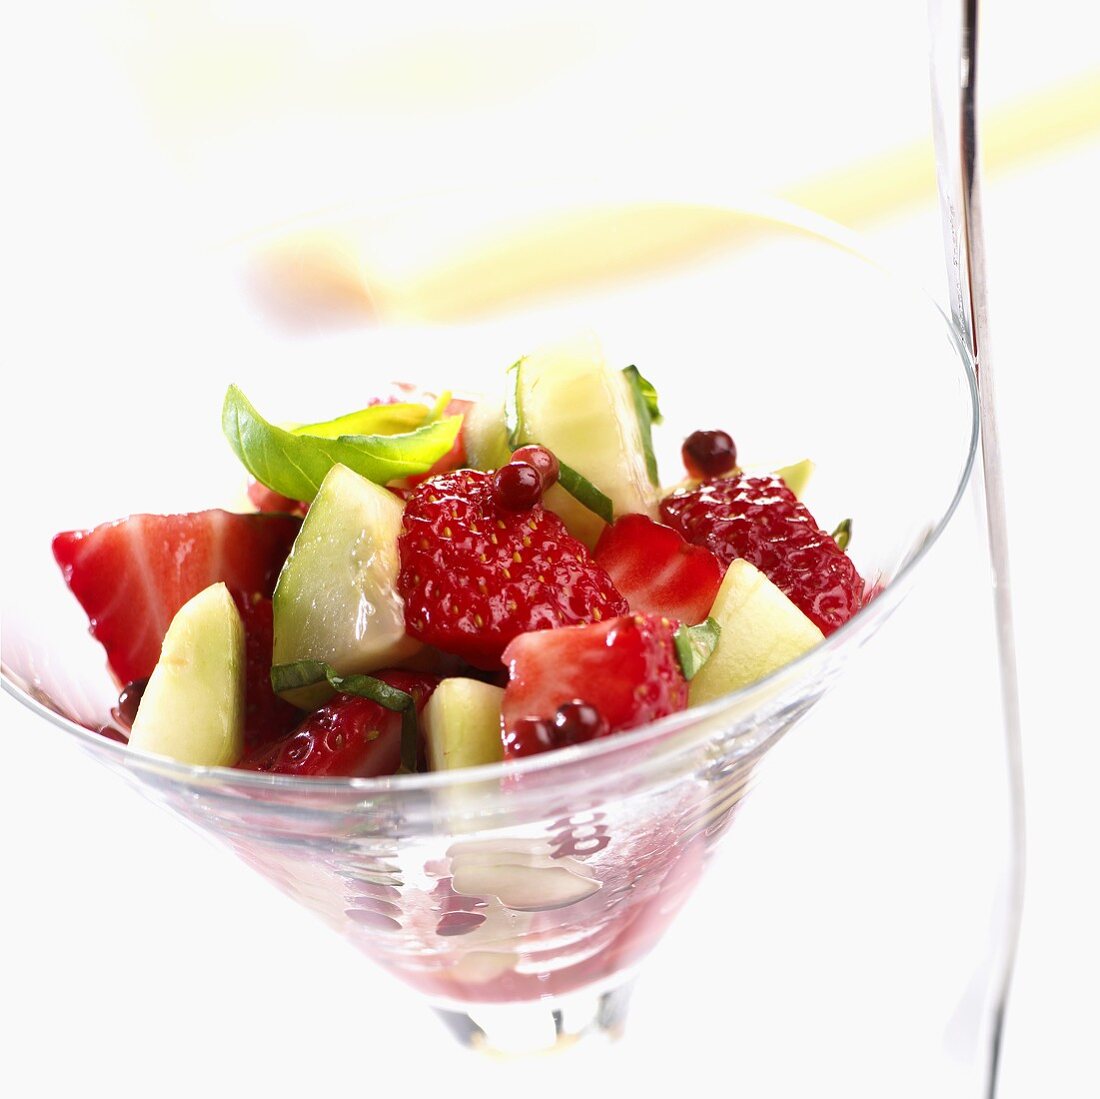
[2,192,990,1070]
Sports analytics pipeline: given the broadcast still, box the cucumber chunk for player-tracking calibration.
[689,559,824,705]
[511,335,660,547]
[129,583,245,767]
[423,677,505,771]
[273,463,420,708]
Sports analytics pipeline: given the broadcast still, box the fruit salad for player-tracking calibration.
[53,337,864,777]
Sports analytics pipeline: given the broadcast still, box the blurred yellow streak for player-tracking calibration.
[784,69,1100,225]
[247,71,1100,325]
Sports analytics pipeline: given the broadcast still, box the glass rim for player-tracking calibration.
[1,193,980,797]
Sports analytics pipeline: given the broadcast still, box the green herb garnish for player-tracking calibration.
[270,660,420,771]
[674,618,722,680]
[222,385,461,502]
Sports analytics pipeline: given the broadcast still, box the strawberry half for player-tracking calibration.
[397,470,627,669]
[594,514,722,625]
[237,670,439,777]
[53,510,301,686]
[500,614,689,758]
[660,474,863,635]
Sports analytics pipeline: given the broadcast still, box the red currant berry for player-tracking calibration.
[504,717,556,756]
[553,700,609,745]
[492,462,543,510]
[114,677,149,730]
[682,430,737,480]
[511,445,560,491]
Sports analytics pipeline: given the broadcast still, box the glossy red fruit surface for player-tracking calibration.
[594,513,722,625]
[246,479,308,516]
[238,670,439,777]
[492,462,543,510]
[510,445,560,490]
[237,596,303,753]
[500,614,689,757]
[53,510,302,685]
[397,470,627,669]
[660,474,863,635]
[681,429,737,480]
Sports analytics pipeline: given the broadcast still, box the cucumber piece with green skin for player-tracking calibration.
[129,583,245,767]
[423,678,505,771]
[273,463,420,708]
[508,336,660,548]
[689,559,824,705]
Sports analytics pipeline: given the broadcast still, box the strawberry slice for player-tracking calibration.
[52,510,301,686]
[237,596,303,753]
[660,474,863,635]
[397,469,627,669]
[594,514,722,625]
[237,670,439,777]
[500,614,689,758]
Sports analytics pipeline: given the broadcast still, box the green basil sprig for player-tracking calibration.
[222,385,461,502]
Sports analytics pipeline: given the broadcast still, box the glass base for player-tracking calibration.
[434,980,635,1057]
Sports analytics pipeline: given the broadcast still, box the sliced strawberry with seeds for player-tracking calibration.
[594,514,722,625]
[52,510,301,685]
[660,474,863,635]
[397,470,627,669]
[237,670,439,777]
[501,614,689,757]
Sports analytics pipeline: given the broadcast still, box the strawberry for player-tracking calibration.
[660,474,863,635]
[500,614,689,757]
[247,479,308,517]
[52,510,301,685]
[594,514,722,625]
[237,596,303,753]
[237,670,439,777]
[397,470,627,669]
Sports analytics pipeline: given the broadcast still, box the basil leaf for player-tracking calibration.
[556,462,614,524]
[622,365,661,487]
[674,618,722,681]
[223,385,461,501]
[293,401,430,440]
[270,660,420,770]
[623,365,662,423]
[269,659,330,694]
[324,670,414,714]
[831,518,853,551]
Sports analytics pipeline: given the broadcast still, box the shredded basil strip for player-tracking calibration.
[269,660,419,770]
[674,618,722,681]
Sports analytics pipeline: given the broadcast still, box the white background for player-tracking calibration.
[3,3,1098,1096]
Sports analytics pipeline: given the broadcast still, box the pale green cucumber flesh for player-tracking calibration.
[424,678,505,771]
[273,463,419,707]
[129,582,245,767]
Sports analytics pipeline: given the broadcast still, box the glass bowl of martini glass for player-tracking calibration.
[2,188,987,1076]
